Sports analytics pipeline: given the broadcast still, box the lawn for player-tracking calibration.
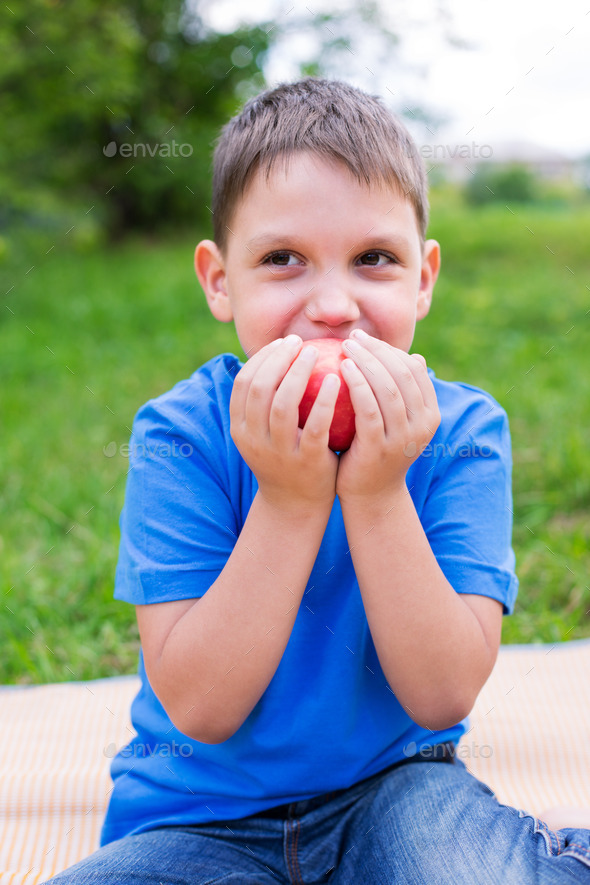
[2,192,589,684]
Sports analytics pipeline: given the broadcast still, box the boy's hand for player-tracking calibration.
[336,331,440,503]
[230,335,340,512]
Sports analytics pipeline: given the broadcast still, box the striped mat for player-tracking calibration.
[1,640,589,883]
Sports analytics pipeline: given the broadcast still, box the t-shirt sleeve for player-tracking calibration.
[417,387,519,615]
[114,372,241,605]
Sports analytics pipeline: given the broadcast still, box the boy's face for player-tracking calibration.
[195,152,440,358]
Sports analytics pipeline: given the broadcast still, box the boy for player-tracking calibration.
[48,78,590,883]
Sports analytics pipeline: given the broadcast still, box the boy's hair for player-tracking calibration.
[211,78,429,253]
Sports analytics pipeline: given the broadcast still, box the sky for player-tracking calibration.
[202,0,590,159]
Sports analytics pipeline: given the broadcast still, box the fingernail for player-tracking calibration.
[301,344,318,359]
[323,373,341,392]
[351,328,368,339]
[284,334,302,346]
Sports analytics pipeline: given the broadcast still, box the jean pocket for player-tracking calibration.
[517,808,565,857]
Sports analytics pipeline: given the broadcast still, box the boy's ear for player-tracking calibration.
[194,240,234,323]
[417,239,441,321]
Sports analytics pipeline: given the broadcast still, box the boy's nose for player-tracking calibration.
[304,281,360,330]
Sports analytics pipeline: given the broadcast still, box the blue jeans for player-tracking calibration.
[46,753,590,884]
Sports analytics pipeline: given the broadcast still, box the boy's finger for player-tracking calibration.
[403,351,438,413]
[391,351,440,435]
[242,336,303,428]
[268,343,319,443]
[340,358,385,442]
[343,339,417,432]
[350,337,431,419]
[298,373,341,451]
[229,338,285,423]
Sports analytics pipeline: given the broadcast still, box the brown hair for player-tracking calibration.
[211,78,429,252]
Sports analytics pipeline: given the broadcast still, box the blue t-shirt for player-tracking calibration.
[101,353,518,845]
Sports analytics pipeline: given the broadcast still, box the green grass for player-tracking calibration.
[2,193,590,683]
[419,193,590,644]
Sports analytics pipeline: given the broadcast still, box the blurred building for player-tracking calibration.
[424,140,589,187]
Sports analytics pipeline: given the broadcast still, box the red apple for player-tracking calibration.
[297,338,356,452]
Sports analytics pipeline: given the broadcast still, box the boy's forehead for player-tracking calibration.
[244,150,395,194]
[233,151,422,234]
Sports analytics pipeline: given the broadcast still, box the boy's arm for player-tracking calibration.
[336,332,505,730]
[137,490,333,744]
[338,489,502,731]
[137,336,340,744]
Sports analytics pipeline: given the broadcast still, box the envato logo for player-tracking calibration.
[103,740,193,759]
[103,441,194,458]
[103,140,194,158]
[402,741,493,761]
[419,142,493,160]
[403,441,495,459]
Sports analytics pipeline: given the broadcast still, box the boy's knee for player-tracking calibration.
[372,758,486,839]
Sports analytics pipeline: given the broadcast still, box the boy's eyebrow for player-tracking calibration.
[348,233,413,253]
[245,234,303,252]
[245,232,413,253]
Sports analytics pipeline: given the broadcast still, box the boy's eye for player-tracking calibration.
[263,251,300,267]
[358,251,395,267]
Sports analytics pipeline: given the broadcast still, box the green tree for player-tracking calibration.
[464,163,540,207]
[1,1,270,240]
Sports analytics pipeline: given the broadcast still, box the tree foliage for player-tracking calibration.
[464,163,541,206]
[1,0,270,241]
